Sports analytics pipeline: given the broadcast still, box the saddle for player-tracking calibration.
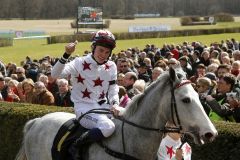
[51,118,88,160]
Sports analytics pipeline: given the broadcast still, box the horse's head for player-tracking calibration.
[167,67,217,144]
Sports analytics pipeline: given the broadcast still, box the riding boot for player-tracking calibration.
[68,128,105,160]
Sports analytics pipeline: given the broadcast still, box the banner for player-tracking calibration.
[129,25,171,33]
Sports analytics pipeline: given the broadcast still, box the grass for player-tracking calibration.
[1,32,240,65]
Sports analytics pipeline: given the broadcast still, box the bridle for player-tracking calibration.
[170,79,192,131]
[77,79,192,160]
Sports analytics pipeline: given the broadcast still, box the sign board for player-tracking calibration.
[0,30,45,38]
[129,25,171,33]
[78,7,103,24]
[15,31,23,38]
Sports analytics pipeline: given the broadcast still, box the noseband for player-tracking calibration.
[78,79,192,160]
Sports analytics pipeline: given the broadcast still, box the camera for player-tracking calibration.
[226,91,239,101]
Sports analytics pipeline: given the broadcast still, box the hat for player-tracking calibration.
[168,58,177,64]
[165,52,174,58]
[205,72,217,81]
[139,62,147,68]
[178,56,189,62]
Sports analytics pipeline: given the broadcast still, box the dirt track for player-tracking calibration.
[0,18,180,35]
[0,17,239,35]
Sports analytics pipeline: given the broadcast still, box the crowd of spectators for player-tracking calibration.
[1,38,240,123]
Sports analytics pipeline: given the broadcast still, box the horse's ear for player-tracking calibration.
[169,67,176,82]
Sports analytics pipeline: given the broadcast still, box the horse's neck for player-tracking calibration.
[106,96,166,159]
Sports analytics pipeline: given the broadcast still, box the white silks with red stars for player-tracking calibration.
[157,135,192,160]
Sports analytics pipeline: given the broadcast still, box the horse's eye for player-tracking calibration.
[182,97,191,103]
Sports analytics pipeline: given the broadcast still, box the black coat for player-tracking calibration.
[54,91,73,107]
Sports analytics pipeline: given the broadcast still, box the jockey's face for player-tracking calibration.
[93,45,111,64]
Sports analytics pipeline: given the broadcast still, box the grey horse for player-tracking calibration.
[15,67,217,160]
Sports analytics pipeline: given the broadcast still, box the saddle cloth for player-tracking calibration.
[51,118,88,160]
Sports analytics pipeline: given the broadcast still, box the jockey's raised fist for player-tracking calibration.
[65,40,78,55]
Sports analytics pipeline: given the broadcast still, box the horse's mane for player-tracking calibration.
[124,71,170,117]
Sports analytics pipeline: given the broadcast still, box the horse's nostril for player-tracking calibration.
[205,132,214,140]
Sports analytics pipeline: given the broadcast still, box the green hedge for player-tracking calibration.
[1,102,240,160]
[0,102,73,160]
[0,38,13,47]
[47,27,240,44]
[191,121,240,160]
[214,13,234,22]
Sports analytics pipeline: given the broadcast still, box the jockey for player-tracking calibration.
[51,30,121,158]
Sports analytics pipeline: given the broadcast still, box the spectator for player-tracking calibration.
[133,79,146,95]
[220,52,229,64]
[205,73,236,122]
[38,74,49,87]
[189,63,206,83]
[119,58,132,74]
[46,71,58,97]
[137,62,150,83]
[54,79,73,107]
[179,56,193,78]
[6,85,20,102]
[165,51,174,60]
[232,50,240,61]
[10,74,18,80]
[143,57,153,75]
[216,64,231,78]
[138,51,147,64]
[231,61,240,77]
[22,78,35,103]
[26,62,40,82]
[32,81,55,105]
[190,50,201,74]
[16,67,26,82]
[123,72,138,99]
[0,76,8,101]
[210,50,219,59]
[207,63,219,74]
[118,86,131,108]
[16,82,25,102]
[0,59,6,76]
[154,60,168,71]
[6,63,17,77]
[199,50,211,66]
[160,44,170,57]
[117,73,125,86]
[196,77,213,115]
[149,67,164,84]
[194,41,204,54]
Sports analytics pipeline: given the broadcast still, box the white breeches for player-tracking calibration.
[74,101,115,137]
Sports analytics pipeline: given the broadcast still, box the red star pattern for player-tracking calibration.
[104,64,110,70]
[185,144,191,154]
[76,74,85,84]
[99,91,105,99]
[82,61,91,70]
[81,88,91,99]
[93,77,104,87]
[166,146,175,159]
